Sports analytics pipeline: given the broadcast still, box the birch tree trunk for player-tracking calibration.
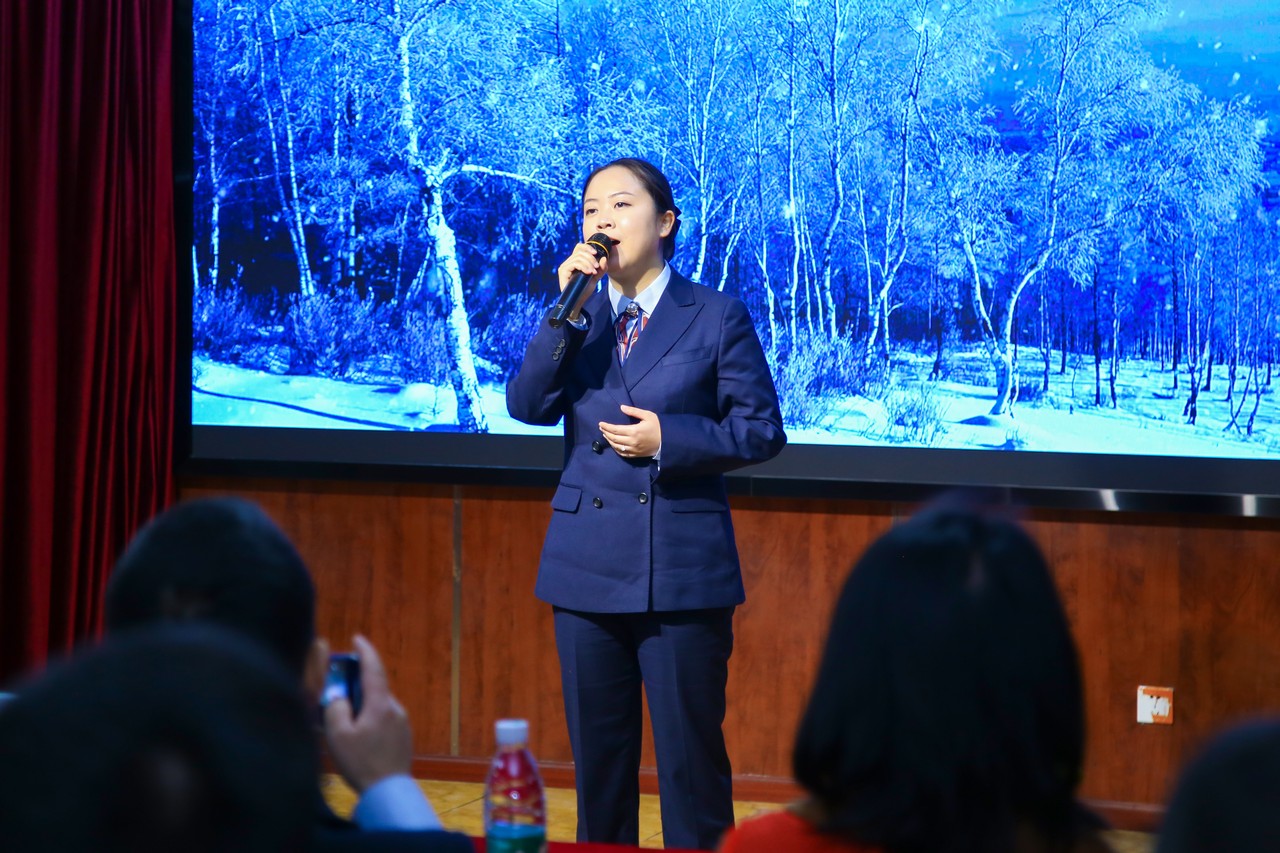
[756,241,780,365]
[1059,277,1068,375]
[201,0,229,293]
[423,179,487,432]
[394,9,486,431]
[1170,242,1180,391]
[813,0,851,339]
[1202,254,1216,394]
[1227,232,1241,405]
[798,193,817,336]
[864,25,925,363]
[207,133,222,291]
[1092,267,1102,407]
[785,11,803,344]
[715,189,744,293]
[1040,280,1051,391]
[1109,272,1119,408]
[1183,246,1206,424]
[1247,296,1264,434]
[746,55,779,363]
[854,148,875,340]
[260,9,314,297]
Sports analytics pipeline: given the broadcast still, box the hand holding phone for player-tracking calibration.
[321,635,413,793]
[323,652,363,716]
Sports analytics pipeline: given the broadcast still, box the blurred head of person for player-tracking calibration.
[792,501,1091,853]
[105,496,320,682]
[1156,717,1280,853]
[0,624,317,853]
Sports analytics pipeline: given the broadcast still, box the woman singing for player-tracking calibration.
[506,157,786,850]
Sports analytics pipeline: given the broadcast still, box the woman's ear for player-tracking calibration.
[659,210,676,238]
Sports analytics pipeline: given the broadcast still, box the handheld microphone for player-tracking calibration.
[548,233,614,328]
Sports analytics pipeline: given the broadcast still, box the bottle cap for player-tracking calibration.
[495,718,529,746]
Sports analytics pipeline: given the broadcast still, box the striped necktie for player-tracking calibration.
[616,302,646,363]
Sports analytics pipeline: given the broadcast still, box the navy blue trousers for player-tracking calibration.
[552,606,736,851]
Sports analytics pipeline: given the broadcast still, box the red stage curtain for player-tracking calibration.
[0,0,175,681]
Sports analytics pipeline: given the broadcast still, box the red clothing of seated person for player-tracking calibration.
[719,809,879,853]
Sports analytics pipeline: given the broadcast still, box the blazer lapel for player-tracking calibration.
[621,273,701,391]
[576,288,631,405]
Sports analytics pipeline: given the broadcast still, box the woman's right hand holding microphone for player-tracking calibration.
[557,239,611,321]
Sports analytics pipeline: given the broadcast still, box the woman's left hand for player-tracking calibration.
[600,405,662,459]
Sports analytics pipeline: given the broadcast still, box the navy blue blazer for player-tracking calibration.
[506,272,786,613]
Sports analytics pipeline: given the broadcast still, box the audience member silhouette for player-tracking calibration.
[104,496,473,852]
[0,624,317,853]
[720,504,1112,853]
[1155,717,1280,853]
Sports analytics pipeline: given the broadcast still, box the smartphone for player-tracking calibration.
[322,652,362,716]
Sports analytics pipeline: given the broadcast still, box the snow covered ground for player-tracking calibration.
[786,350,1280,460]
[193,350,1280,460]
[194,356,558,435]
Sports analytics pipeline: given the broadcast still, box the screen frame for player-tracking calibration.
[180,425,1280,517]
[171,0,1280,519]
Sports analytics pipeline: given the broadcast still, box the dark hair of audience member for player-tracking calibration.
[1155,717,1280,853]
[792,504,1089,853]
[0,624,317,853]
[105,496,315,674]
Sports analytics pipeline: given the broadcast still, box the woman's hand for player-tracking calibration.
[557,242,610,320]
[600,405,661,459]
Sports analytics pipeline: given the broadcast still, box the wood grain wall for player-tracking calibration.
[178,476,1280,828]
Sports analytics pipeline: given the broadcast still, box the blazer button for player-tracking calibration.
[592,440,604,453]
[638,493,649,504]
[592,497,603,509]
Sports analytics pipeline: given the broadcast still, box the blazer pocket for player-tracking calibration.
[550,484,583,512]
[669,495,728,513]
[661,346,713,367]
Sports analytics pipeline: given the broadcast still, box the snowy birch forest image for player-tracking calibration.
[192,0,1280,461]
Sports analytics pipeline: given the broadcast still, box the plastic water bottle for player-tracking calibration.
[484,718,547,853]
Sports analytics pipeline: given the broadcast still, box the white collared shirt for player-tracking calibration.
[608,263,671,322]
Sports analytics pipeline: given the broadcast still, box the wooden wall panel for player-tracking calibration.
[176,475,1280,823]
[1172,514,1280,775]
[1030,511,1184,806]
[456,485,571,763]
[726,497,896,777]
[1028,509,1280,811]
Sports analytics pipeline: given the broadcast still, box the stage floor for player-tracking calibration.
[321,776,1155,852]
